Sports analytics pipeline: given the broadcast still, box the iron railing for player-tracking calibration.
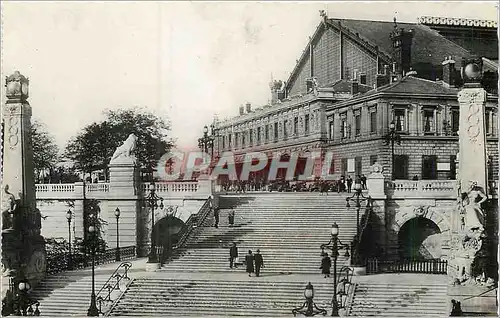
[366,258,448,275]
[47,246,136,275]
[96,262,133,316]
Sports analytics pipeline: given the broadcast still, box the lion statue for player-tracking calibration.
[110,133,137,162]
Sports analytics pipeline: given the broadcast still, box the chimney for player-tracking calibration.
[270,80,284,105]
[239,105,244,116]
[246,102,252,113]
[351,79,359,95]
[442,56,456,87]
[376,74,390,88]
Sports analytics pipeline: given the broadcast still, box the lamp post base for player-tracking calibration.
[87,292,99,316]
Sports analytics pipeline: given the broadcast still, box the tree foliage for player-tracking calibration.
[64,108,173,177]
[31,120,60,182]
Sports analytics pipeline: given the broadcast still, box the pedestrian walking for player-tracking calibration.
[228,209,235,227]
[229,242,238,269]
[347,175,353,193]
[254,249,264,277]
[320,253,332,278]
[361,174,367,189]
[245,250,255,277]
[214,207,220,228]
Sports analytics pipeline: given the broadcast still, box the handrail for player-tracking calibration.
[96,262,132,316]
[352,200,372,265]
[158,198,212,265]
[104,278,136,317]
[173,199,211,250]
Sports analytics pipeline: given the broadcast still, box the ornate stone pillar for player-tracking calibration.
[457,88,487,193]
[2,71,46,297]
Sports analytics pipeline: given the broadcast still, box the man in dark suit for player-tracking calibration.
[214,208,220,228]
[229,242,238,269]
[254,249,264,277]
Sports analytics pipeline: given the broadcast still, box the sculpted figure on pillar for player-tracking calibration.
[461,181,487,233]
[110,133,137,163]
[1,185,17,231]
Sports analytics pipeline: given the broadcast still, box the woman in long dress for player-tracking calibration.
[462,183,487,232]
[245,250,254,277]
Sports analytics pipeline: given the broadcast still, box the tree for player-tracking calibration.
[31,120,60,183]
[64,108,173,178]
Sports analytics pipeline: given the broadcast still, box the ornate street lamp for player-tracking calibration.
[384,121,401,180]
[66,209,72,270]
[145,182,164,263]
[14,280,40,316]
[198,124,215,157]
[292,282,327,317]
[320,223,350,317]
[87,223,99,316]
[114,208,121,262]
[346,181,371,238]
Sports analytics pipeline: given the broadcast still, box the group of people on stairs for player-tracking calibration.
[229,243,265,277]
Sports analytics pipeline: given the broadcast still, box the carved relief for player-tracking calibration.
[466,103,482,144]
[7,116,20,148]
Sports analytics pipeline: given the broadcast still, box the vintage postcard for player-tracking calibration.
[1,1,498,317]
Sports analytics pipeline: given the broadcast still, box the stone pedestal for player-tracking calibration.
[108,157,139,254]
[367,163,386,199]
[1,72,46,295]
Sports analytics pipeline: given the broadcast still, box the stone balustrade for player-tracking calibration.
[386,179,498,199]
[35,180,208,200]
[386,180,457,198]
[141,181,199,194]
[35,183,75,193]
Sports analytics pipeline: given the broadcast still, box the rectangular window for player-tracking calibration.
[235,133,239,147]
[451,110,459,135]
[241,132,245,147]
[222,136,226,149]
[485,111,491,135]
[228,133,232,147]
[341,158,348,176]
[355,113,361,136]
[394,109,406,132]
[305,115,310,134]
[294,117,298,135]
[370,155,378,165]
[422,155,437,180]
[450,155,457,180]
[329,121,334,140]
[370,110,377,133]
[423,109,434,134]
[355,156,362,177]
[257,127,261,143]
[284,120,288,138]
[340,113,348,138]
[265,125,269,141]
[274,122,278,139]
[394,155,409,179]
[249,129,253,144]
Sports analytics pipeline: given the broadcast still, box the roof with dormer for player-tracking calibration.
[327,18,472,66]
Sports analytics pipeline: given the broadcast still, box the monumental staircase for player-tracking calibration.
[349,275,449,316]
[159,193,355,274]
[30,192,453,316]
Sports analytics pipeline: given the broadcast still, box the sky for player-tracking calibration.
[1,1,497,151]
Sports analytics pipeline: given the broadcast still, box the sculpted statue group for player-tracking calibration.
[452,181,494,286]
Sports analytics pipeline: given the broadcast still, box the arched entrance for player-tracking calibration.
[398,217,441,260]
[152,216,185,263]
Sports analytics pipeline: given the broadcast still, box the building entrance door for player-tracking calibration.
[422,155,437,179]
